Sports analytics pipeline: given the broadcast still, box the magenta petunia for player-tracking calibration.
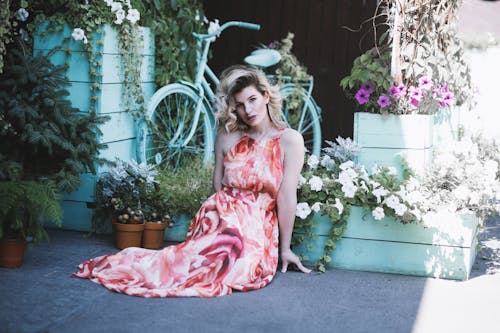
[389,84,407,99]
[439,92,455,108]
[418,76,433,90]
[410,97,420,108]
[408,86,424,101]
[355,89,371,105]
[377,95,390,108]
[361,81,374,93]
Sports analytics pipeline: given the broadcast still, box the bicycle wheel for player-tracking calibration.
[137,83,215,170]
[279,84,322,156]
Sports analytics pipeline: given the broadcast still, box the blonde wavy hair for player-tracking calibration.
[215,65,286,133]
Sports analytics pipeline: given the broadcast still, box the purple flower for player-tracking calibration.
[418,76,433,91]
[439,92,455,108]
[408,86,424,101]
[410,98,420,108]
[377,95,390,108]
[355,89,371,105]
[360,82,374,94]
[389,84,407,99]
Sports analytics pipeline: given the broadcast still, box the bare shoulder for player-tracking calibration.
[280,128,304,147]
[216,129,243,154]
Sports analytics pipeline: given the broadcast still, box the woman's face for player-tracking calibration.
[233,85,269,128]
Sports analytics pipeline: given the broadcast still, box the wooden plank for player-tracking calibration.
[354,112,434,149]
[62,173,96,202]
[302,207,479,247]
[98,111,138,143]
[355,146,433,176]
[293,206,480,280]
[294,235,477,280]
[97,138,137,162]
[66,82,155,114]
[44,200,93,232]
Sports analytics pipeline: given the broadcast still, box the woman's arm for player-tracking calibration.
[212,131,226,192]
[277,129,311,273]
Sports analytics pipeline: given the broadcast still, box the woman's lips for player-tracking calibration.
[247,115,256,122]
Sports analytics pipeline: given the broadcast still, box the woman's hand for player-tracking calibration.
[280,248,312,273]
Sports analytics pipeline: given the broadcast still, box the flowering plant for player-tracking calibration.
[293,135,500,271]
[94,160,170,224]
[352,77,454,115]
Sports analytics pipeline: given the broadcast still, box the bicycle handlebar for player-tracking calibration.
[192,21,261,40]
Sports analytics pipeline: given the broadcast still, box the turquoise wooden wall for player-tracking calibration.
[34,23,155,232]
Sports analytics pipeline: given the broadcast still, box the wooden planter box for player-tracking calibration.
[293,206,480,280]
[353,112,434,177]
[34,22,155,232]
[433,106,462,148]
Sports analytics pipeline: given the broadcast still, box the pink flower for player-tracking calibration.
[408,86,424,101]
[410,98,420,108]
[418,76,433,91]
[389,84,406,99]
[355,89,371,105]
[439,92,455,108]
[377,95,390,108]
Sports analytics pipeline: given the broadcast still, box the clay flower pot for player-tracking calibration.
[142,221,168,249]
[112,220,144,250]
[0,238,27,268]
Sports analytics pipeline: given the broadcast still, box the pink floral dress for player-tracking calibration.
[73,129,285,297]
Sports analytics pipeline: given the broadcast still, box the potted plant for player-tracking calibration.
[94,159,169,249]
[340,0,473,175]
[0,173,63,268]
[292,134,500,279]
[156,157,214,242]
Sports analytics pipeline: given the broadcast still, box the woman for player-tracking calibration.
[73,65,310,297]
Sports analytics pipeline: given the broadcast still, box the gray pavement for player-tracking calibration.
[0,215,499,333]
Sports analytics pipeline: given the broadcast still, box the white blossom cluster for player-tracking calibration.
[72,0,141,44]
[295,134,500,225]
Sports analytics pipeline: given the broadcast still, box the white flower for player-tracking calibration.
[372,207,385,220]
[71,28,88,44]
[297,175,307,188]
[126,8,140,24]
[358,166,370,181]
[111,2,123,12]
[406,190,424,205]
[320,155,335,170]
[16,8,29,22]
[468,192,480,205]
[339,160,354,171]
[195,10,201,21]
[359,180,369,192]
[311,202,321,212]
[308,176,323,192]
[384,195,400,209]
[337,170,354,186]
[334,198,344,215]
[387,166,398,175]
[371,165,382,174]
[341,183,357,198]
[115,9,126,24]
[394,204,408,216]
[372,186,389,204]
[307,155,319,169]
[452,185,469,202]
[207,19,220,41]
[296,202,312,220]
[104,0,114,6]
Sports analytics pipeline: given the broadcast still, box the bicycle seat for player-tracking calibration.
[244,49,281,68]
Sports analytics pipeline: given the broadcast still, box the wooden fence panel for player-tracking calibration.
[203,0,379,140]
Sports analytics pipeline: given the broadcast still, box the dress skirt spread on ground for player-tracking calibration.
[73,130,285,297]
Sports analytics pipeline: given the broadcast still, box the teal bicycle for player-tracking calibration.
[137,21,322,169]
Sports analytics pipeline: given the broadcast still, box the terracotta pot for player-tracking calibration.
[0,238,26,268]
[112,221,144,250]
[142,221,168,249]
